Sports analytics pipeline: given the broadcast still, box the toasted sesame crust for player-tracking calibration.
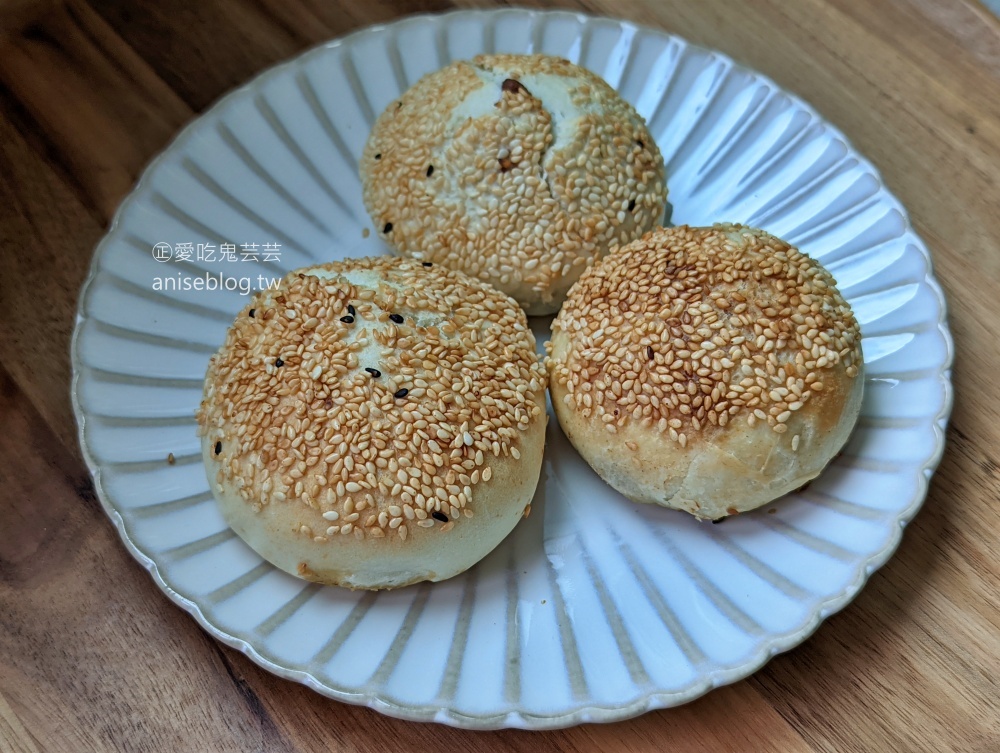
[547,224,864,517]
[360,54,668,315]
[197,256,547,587]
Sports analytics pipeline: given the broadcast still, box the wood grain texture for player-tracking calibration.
[0,689,42,753]
[0,0,997,751]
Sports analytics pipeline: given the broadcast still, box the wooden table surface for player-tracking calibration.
[1,0,998,750]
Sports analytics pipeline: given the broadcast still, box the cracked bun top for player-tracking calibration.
[360,53,668,315]
[197,256,547,589]
[546,224,864,519]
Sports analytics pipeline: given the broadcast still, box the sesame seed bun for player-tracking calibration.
[360,53,668,316]
[546,224,864,519]
[197,257,547,589]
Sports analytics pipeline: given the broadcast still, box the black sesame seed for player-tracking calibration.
[501,78,528,95]
[432,511,448,523]
[389,313,404,324]
[347,304,356,316]
[340,315,355,324]
[421,262,432,267]
[374,153,381,160]
[394,388,409,399]
[628,198,636,211]
[365,367,382,378]
[275,358,284,367]
[214,441,222,455]
[647,345,654,360]
[637,139,645,148]
[249,308,255,318]
[383,222,393,233]
[426,165,434,177]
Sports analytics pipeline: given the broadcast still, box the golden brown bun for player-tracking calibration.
[197,257,547,588]
[547,224,864,519]
[360,53,668,315]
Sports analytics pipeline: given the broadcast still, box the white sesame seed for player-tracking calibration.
[197,255,549,562]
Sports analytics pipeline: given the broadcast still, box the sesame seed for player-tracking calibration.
[214,441,222,455]
[383,223,393,233]
[374,153,381,159]
[547,224,861,440]
[354,49,669,313]
[628,199,636,211]
[249,309,255,318]
[426,165,434,177]
[340,315,355,324]
[389,314,404,324]
[196,256,547,552]
[501,77,527,94]
[431,511,448,522]
[421,262,432,267]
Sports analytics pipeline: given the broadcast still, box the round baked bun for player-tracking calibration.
[547,224,864,519]
[197,256,547,589]
[360,53,668,316]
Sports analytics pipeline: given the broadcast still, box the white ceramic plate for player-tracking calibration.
[71,9,953,729]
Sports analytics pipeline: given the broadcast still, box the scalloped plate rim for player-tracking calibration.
[69,7,954,730]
